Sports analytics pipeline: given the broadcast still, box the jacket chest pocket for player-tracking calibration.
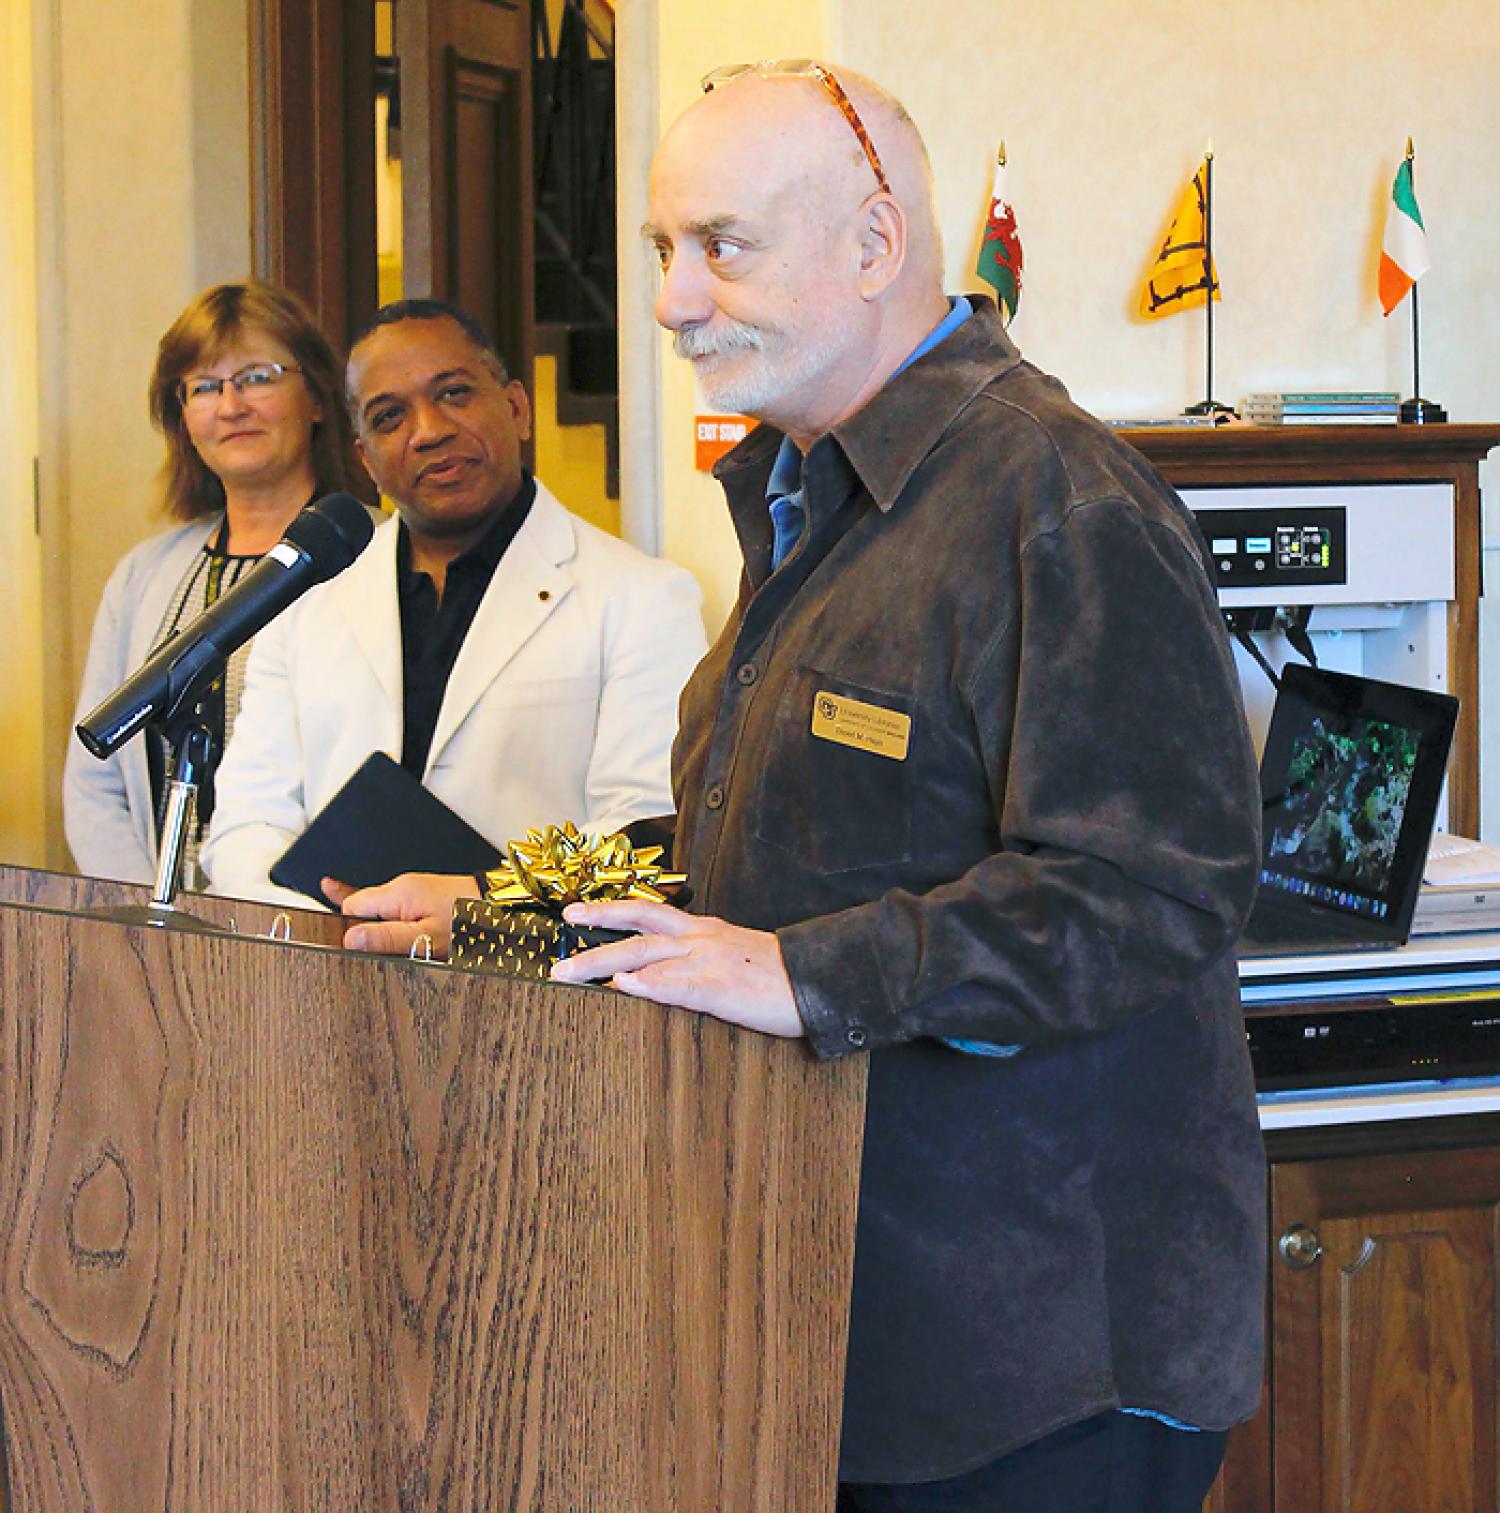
[427,676,598,773]
[751,667,916,874]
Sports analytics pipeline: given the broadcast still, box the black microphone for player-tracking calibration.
[77,491,375,759]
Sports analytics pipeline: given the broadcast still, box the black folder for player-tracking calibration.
[269,751,504,908]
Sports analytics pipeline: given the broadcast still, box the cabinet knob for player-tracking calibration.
[1278,1223,1324,1269]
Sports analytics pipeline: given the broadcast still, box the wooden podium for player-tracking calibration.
[0,869,866,1510]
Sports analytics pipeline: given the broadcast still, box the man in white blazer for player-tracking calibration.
[201,299,706,908]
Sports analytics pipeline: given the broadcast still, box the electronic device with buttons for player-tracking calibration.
[1200,505,1348,591]
[1240,937,1500,1089]
[1246,990,1500,1090]
[1186,482,1455,824]
[1189,483,1487,1088]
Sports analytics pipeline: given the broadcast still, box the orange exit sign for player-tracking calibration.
[695,415,753,471]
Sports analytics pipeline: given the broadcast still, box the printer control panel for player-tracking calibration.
[1193,505,1348,590]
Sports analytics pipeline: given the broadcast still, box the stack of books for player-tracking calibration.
[1106,414,1223,430]
[1241,391,1401,426]
[1412,834,1500,937]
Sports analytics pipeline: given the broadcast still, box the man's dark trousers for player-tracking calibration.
[836,1411,1228,1512]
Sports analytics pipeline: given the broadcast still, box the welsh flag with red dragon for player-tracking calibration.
[976,154,1023,325]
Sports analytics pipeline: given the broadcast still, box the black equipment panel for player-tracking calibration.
[1193,505,1348,590]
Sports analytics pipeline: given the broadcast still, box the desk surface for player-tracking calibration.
[1259,1076,1500,1130]
[1240,929,1500,984]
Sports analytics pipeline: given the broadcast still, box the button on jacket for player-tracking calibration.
[671,296,1266,1483]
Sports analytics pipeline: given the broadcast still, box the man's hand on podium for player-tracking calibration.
[324,872,473,958]
[550,899,805,1039]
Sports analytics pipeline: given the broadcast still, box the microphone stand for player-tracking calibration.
[89,715,224,934]
[73,495,375,933]
[150,722,216,913]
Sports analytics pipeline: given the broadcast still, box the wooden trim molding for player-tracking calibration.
[1122,422,1500,481]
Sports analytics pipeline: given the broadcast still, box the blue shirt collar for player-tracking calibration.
[893,294,973,380]
[765,295,975,502]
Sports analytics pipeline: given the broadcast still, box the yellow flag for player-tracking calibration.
[1140,166,1220,319]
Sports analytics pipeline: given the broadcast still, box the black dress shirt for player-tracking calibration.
[396,474,536,776]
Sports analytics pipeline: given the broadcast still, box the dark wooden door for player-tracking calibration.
[399,0,535,393]
[1267,1146,1500,1511]
[250,0,378,353]
[251,0,534,395]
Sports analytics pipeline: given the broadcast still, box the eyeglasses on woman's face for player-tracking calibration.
[178,362,303,411]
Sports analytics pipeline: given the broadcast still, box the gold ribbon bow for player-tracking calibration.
[481,821,684,907]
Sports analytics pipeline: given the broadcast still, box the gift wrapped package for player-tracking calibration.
[447,821,683,981]
[450,899,628,980]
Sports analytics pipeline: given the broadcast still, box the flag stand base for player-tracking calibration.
[1399,397,1448,424]
[1182,399,1237,424]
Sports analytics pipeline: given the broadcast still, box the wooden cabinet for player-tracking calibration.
[1206,1115,1500,1512]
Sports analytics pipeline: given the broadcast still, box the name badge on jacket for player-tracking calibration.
[811,691,911,761]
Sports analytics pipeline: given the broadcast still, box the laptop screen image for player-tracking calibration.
[1255,665,1458,937]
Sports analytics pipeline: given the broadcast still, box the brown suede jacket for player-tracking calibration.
[672,295,1267,1483]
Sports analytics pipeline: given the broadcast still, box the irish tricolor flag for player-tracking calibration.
[1379,157,1430,316]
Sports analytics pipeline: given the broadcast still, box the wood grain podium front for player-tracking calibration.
[0,870,866,1510]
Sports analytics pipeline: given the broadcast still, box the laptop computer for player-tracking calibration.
[1236,664,1458,958]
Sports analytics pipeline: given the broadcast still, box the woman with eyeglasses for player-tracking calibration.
[63,280,361,886]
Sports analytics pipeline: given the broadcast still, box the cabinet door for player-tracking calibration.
[1269,1147,1500,1511]
[1204,1398,1271,1512]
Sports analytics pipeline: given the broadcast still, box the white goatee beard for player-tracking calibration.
[675,318,834,419]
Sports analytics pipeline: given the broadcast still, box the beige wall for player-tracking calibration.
[842,0,1500,423]
[27,0,251,865]
[44,0,252,678]
[619,0,840,637]
[0,0,46,864]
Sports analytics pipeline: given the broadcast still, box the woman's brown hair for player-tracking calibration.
[148,281,359,521]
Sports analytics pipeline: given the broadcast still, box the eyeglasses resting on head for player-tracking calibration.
[699,60,891,195]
